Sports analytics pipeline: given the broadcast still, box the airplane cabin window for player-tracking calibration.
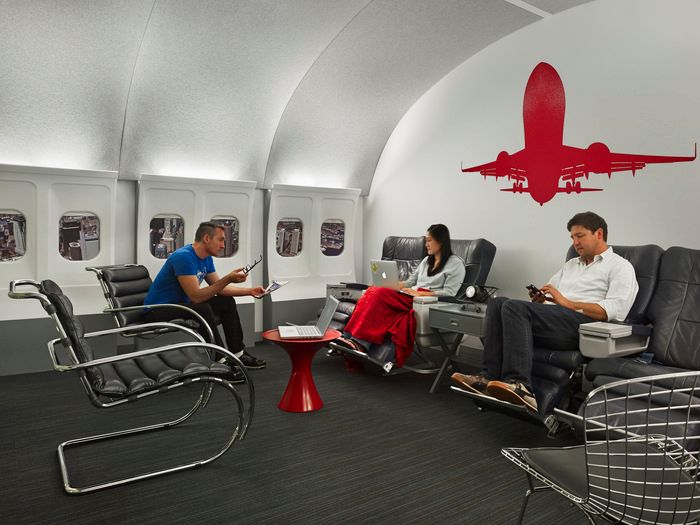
[321,219,344,256]
[0,211,27,262]
[210,216,240,258]
[59,213,100,261]
[276,218,303,257]
[149,215,185,259]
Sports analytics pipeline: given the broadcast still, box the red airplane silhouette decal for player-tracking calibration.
[462,62,696,205]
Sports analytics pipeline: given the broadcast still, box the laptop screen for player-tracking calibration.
[370,259,400,288]
[316,296,339,332]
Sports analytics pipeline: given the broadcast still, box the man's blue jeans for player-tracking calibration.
[482,297,594,388]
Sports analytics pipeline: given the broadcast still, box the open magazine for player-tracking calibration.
[254,280,288,298]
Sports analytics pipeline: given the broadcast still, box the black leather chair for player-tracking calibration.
[8,278,253,494]
[453,244,664,435]
[328,236,496,392]
[585,246,700,389]
[87,264,216,344]
[531,244,664,416]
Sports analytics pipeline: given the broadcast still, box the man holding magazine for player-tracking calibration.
[144,221,267,372]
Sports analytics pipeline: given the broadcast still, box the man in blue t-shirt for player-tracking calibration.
[144,221,266,371]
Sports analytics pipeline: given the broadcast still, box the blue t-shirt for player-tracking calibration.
[144,244,216,305]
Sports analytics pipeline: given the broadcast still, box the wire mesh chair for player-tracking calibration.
[8,278,254,494]
[502,371,700,524]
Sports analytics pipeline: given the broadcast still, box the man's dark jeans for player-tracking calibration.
[143,295,245,353]
[482,297,594,388]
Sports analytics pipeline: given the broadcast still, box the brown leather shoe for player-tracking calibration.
[451,372,489,395]
[486,380,538,412]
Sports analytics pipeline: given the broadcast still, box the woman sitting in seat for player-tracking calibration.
[334,224,465,367]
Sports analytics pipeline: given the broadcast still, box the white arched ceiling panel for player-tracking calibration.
[118,0,368,182]
[267,185,361,302]
[264,0,544,193]
[0,1,153,170]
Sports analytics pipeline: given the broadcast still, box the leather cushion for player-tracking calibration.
[91,346,235,398]
[585,358,698,389]
[533,347,583,371]
[532,369,572,414]
[452,238,496,288]
[521,446,588,499]
[382,236,426,262]
[584,375,700,453]
[646,246,700,370]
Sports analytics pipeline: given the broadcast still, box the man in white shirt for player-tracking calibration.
[452,212,638,412]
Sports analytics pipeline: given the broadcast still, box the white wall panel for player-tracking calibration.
[267,185,360,301]
[0,165,116,320]
[366,0,700,301]
[137,176,258,304]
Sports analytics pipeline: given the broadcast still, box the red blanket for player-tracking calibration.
[343,286,416,368]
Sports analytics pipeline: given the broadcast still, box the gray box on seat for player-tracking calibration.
[579,322,649,359]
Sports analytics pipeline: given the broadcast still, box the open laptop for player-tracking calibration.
[278,295,339,339]
[370,259,401,290]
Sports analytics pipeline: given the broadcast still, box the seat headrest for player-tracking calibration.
[382,236,427,261]
[101,265,150,283]
[450,238,496,287]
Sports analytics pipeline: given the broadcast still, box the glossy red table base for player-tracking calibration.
[262,329,341,412]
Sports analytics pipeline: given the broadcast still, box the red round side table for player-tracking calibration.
[262,329,341,412]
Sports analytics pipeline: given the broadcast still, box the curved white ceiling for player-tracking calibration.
[0,0,594,192]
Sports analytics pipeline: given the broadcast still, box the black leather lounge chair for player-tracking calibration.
[579,246,700,443]
[453,244,664,435]
[8,278,254,494]
[328,235,496,393]
[86,264,217,344]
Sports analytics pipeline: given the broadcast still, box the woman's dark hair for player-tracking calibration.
[426,223,453,276]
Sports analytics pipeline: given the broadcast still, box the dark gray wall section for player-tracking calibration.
[0,303,256,376]
[262,297,326,332]
[0,314,118,375]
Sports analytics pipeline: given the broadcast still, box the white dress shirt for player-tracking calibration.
[548,247,638,322]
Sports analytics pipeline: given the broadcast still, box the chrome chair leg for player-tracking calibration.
[57,378,245,494]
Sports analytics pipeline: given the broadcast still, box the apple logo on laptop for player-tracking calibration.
[382,271,387,279]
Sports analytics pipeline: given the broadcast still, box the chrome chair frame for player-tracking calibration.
[502,371,700,525]
[9,279,254,494]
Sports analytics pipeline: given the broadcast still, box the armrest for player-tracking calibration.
[340,282,370,290]
[578,321,652,359]
[53,339,242,372]
[82,321,205,343]
[413,296,438,304]
[105,303,214,343]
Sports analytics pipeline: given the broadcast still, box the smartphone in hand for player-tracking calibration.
[526,284,544,297]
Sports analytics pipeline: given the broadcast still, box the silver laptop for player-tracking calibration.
[370,259,401,290]
[278,295,339,339]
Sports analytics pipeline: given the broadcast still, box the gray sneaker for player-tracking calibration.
[451,373,489,395]
[486,380,538,412]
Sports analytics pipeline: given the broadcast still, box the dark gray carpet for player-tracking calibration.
[1,342,593,524]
